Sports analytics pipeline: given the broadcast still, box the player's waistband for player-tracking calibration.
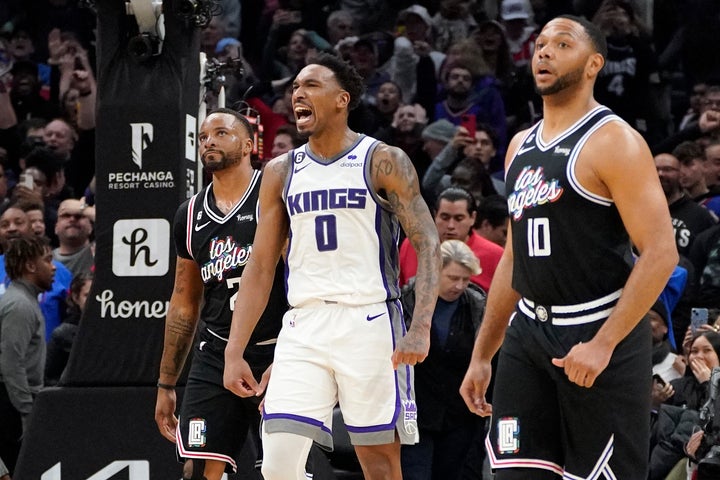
[518,288,622,326]
[205,327,277,346]
[292,298,396,309]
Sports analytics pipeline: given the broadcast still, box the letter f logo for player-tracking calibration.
[130,122,154,169]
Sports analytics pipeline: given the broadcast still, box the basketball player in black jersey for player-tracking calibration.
[460,16,678,479]
[154,109,285,480]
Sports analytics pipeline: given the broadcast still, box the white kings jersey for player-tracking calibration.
[283,135,402,307]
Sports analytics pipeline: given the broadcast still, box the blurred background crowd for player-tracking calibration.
[3,0,720,479]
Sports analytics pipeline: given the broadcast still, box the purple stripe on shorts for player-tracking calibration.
[263,412,332,435]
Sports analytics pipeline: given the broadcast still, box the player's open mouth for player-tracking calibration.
[294,106,313,126]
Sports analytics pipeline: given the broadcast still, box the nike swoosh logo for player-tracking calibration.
[199,341,207,351]
[195,221,211,231]
[294,163,310,174]
[366,313,386,321]
[517,145,535,155]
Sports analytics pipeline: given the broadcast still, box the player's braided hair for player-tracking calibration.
[4,234,49,280]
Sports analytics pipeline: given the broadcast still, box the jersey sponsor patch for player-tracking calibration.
[403,400,418,435]
[497,417,520,454]
[188,418,207,447]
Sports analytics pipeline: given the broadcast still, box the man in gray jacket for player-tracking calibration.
[0,235,55,475]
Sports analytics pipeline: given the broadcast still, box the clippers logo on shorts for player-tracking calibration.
[403,400,418,435]
[188,418,207,447]
[112,219,170,277]
[497,417,520,454]
[507,165,564,221]
[200,236,252,283]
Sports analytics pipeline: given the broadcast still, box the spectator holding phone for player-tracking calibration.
[422,122,501,206]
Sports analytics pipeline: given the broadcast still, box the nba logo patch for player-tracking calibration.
[188,418,207,447]
[403,400,418,435]
[497,417,520,454]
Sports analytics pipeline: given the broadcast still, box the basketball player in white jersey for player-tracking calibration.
[223,52,441,480]
[460,15,677,479]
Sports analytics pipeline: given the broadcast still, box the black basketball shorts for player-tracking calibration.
[487,309,652,479]
[177,334,274,473]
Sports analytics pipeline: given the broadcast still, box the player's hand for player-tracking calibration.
[459,360,493,417]
[391,328,429,369]
[154,388,178,443]
[224,350,261,397]
[551,339,612,388]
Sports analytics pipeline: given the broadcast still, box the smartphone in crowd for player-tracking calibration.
[691,307,710,334]
[460,113,476,138]
[652,373,666,386]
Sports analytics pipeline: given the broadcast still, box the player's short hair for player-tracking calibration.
[4,234,49,280]
[556,14,608,59]
[207,108,254,138]
[310,52,366,111]
[441,239,481,275]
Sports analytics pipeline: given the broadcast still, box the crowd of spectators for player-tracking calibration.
[3,0,720,478]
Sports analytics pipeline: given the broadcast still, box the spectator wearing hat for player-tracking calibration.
[421,119,456,164]
[385,5,445,107]
[499,0,538,68]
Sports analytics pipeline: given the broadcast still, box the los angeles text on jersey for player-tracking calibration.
[287,188,367,216]
[200,236,252,283]
[507,165,563,220]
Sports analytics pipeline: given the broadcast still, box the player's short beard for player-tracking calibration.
[201,151,242,173]
[534,66,584,96]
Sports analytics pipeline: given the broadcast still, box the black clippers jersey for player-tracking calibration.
[173,170,286,343]
[505,106,634,305]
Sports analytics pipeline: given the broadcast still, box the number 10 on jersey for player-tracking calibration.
[527,217,551,257]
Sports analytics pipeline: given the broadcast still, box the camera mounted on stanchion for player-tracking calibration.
[174,0,220,28]
[202,56,244,93]
[125,0,164,62]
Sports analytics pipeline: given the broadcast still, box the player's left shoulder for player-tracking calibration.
[589,117,648,153]
[583,117,652,168]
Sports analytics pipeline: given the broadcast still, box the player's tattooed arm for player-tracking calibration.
[158,257,203,383]
[371,144,440,365]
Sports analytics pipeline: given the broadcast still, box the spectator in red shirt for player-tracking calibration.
[400,187,503,292]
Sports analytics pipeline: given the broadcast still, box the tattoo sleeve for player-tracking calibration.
[374,145,440,333]
[158,258,201,380]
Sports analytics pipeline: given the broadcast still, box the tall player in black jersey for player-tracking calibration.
[460,16,678,480]
[154,109,285,480]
